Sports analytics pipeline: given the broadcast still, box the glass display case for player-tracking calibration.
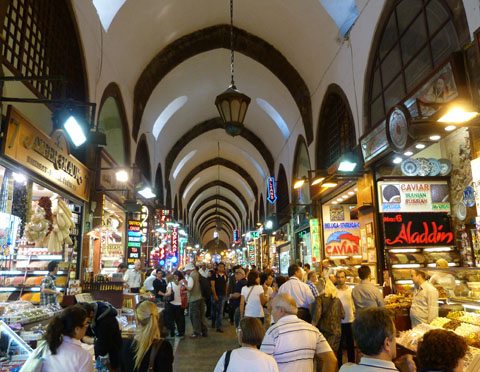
[0,320,32,371]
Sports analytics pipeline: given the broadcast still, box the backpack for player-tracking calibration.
[199,275,212,298]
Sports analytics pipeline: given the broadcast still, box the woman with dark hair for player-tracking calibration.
[260,271,274,327]
[214,317,278,372]
[240,271,268,323]
[164,270,187,338]
[42,304,93,371]
[120,301,173,372]
[417,329,468,372]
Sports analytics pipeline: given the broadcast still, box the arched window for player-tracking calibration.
[316,85,356,169]
[155,164,164,206]
[98,83,130,165]
[1,1,86,101]
[293,136,311,205]
[276,164,290,225]
[135,135,151,183]
[259,194,265,223]
[367,0,462,128]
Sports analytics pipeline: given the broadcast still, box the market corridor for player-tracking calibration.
[173,318,238,371]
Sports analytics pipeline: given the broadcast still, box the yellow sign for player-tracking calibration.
[309,218,321,263]
[2,106,91,201]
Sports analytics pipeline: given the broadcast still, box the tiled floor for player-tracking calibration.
[173,316,238,372]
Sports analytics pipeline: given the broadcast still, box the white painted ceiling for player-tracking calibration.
[72,0,365,248]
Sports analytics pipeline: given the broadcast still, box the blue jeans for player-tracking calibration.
[211,295,225,330]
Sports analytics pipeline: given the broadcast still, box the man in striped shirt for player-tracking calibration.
[260,293,337,372]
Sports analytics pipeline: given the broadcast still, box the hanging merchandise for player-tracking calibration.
[23,204,50,247]
[46,198,74,253]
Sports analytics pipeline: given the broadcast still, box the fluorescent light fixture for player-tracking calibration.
[63,115,87,147]
[323,182,338,188]
[404,151,413,156]
[338,160,357,172]
[115,170,129,183]
[429,135,441,141]
[331,201,338,204]
[12,172,27,183]
[393,157,403,164]
[396,280,414,284]
[348,191,355,195]
[138,187,156,199]
[427,262,458,267]
[437,107,479,123]
[311,177,326,186]
[293,178,305,189]
[0,270,22,275]
[391,263,421,268]
[423,247,452,252]
[415,143,426,149]
[336,197,343,202]
[265,220,273,230]
[389,248,418,253]
[329,255,348,259]
[354,188,358,192]
[445,125,456,132]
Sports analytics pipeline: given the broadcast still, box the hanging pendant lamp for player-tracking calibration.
[215,0,251,137]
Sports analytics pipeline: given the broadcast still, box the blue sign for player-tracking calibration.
[266,177,277,204]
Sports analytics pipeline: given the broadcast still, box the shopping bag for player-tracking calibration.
[19,340,48,372]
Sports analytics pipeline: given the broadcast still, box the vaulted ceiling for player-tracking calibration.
[72,0,374,248]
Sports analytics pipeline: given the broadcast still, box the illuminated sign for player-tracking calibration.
[383,213,453,246]
[325,231,360,256]
[233,229,239,243]
[172,227,179,253]
[378,180,450,213]
[127,220,142,264]
[309,218,321,262]
[266,177,277,204]
[141,205,149,243]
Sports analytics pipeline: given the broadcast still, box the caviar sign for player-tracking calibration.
[383,213,453,247]
[378,180,450,213]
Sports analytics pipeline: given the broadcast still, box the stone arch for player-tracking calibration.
[259,194,265,223]
[199,218,233,237]
[133,25,312,143]
[193,205,240,230]
[197,211,237,233]
[293,135,312,205]
[154,163,164,206]
[190,195,243,231]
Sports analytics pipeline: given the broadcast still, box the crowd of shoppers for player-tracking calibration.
[29,259,452,371]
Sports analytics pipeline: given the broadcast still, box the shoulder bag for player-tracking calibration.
[148,339,163,372]
[244,286,255,307]
[165,282,175,303]
[223,349,233,372]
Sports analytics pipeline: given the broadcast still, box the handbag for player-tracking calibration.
[165,283,175,302]
[147,339,163,372]
[20,340,48,372]
[180,280,188,309]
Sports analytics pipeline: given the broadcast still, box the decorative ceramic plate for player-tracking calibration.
[428,158,441,176]
[438,159,452,176]
[416,158,431,177]
[463,186,476,207]
[456,201,467,221]
[401,159,418,176]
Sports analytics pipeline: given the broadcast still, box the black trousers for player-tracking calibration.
[165,302,185,336]
[205,295,211,317]
[337,323,355,366]
[297,307,311,323]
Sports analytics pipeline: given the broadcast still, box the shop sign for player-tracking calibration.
[378,180,450,213]
[141,205,149,243]
[309,218,321,262]
[158,209,172,222]
[383,213,453,247]
[172,227,178,253]
[3,106,91,201]
[360,122,389,165]
[324,221,361,257]
[248,244,256,265]
[127,220,142,264]
[233,229,240,243]
[266,177,277,204]
[249,231,260,239]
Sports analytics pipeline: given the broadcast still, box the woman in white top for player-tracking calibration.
[214,317,278,372]
[240,271,268,322]
[164,270,187,337]
[40,305,93,372]
[260,271,274,327]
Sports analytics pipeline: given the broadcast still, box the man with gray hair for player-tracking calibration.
[260,293,337,372]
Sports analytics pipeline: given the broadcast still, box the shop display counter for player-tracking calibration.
[82,280,124,308]
[0,320,32,371]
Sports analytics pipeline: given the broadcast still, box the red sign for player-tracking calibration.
[325,231,360,256]
[383,213,453,246]
[172,227,178,253]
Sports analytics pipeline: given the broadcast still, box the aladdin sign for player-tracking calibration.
[383,213,453,247]
[2,106,91,201]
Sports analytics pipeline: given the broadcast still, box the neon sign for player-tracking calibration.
[383,213,453,246]
[266,177,277,204]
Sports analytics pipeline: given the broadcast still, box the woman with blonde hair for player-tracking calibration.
[121,300,173,371]
[312,279,344,354]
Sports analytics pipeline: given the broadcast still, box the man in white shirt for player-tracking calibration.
[340,308,415,372]
[278,264,315,322]
[143,269,157,294]
[260,293,337,372]
[124,260,142,293]
[336,270,355,367]
[199,263,209,278]
[410,269,439,327]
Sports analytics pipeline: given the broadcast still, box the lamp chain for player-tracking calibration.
[230,0,235,87]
